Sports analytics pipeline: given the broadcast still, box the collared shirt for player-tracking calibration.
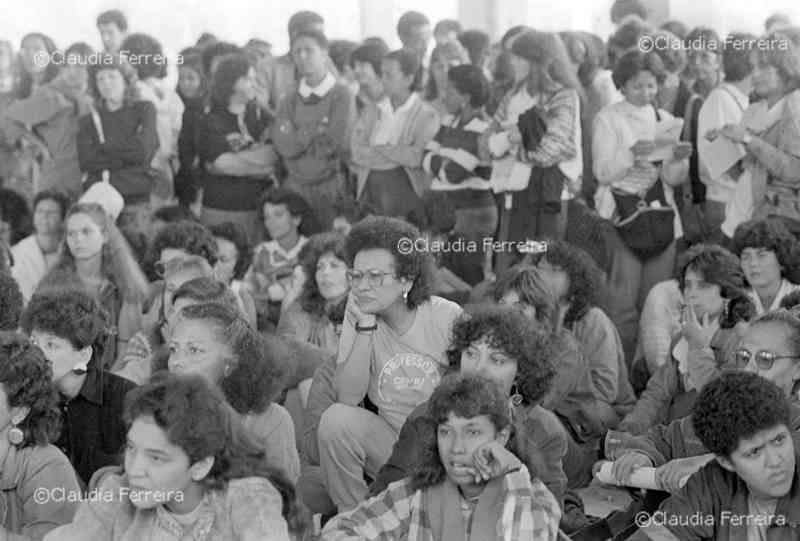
[748,279,800,315]
[297,72,337,100]
[370,92,420,146]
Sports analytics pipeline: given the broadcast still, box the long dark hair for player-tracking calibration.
[17,33,59,99]
[298,232,348,318]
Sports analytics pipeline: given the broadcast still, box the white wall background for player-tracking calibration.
[1,0,799,61]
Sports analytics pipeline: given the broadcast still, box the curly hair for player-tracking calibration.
[210,222,252,282]
[88,53,139,107]
[120,33,168,79]
[0,331,61,447]
[296,232,348,317]
[172,278,240,312]
[540,241,603,328]
[344,216,436,310]
[210,53,251,111]
[492,265,557,329]
[731,219,800,284]
[0,272,23,331]
[33,189,71,221]
[150,220,219,270]
[124,372,307,535]
[0,188,33,245]
[446,305,556,406]
[692,372,791,457]
[747,309,800,362]
[411,373,511,490]
[175,303,288,414]
[21,289,110,366]
[259,187,321,238]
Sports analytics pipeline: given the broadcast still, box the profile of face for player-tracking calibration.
[232,67,257,105]
[687,49,720,83]
[168,318,232,386]
[437,412,509,490]
[214,237,238,285]
[0,44,12,73]
[33,199,63,237]
[497,290,537,321]
[20,36,48,75]
[66,212,106,261]
[353,61,380,90]
[682,268,724,320]
[719,424,795,500]
[292,36,326,79]
[622,70,659,107]
[96,68,126,104]
[508,53,530,84]
[315,252,348,301]
[738,321,800,399]
[98,23,125,54]
[459,338,518,397]
[125,416,213,510]
[350,248,410,315]
[740,247,782,291]
[537,258,570,303]
[178,66,202,99]
[0,383,28,442]
[263,202,301,241]
[30,330,91,388]
[751,54,786,99]
[403,24,432,58]
[381,58,413,100]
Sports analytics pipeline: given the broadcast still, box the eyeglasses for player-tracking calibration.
[345,269,394,288]
[734,348,800,371]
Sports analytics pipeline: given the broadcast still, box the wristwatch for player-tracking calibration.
[356,323,378,333]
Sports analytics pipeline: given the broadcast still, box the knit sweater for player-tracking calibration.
[272,79,353,184]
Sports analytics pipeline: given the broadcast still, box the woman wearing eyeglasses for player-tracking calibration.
[607,308,800,494]
[318,216,462,512]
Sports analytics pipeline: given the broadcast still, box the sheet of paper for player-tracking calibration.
[703,137,746,180]
[576,483,633,518]
[647,118,684,162]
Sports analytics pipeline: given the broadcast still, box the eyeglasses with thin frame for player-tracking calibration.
[346,269,395,288]
[734,348,800,371]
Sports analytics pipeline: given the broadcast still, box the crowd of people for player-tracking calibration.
[0,0,798,539]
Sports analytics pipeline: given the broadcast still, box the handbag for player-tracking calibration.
[612,180,675,260]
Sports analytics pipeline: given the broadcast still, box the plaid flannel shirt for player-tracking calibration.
[321,466,561,541]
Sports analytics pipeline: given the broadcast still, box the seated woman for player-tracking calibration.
[167,302,300,482]
[618,244,753,435]
[44,372,305,540]
[277,231,348,359]
[114,256,215,384]
[321,216,462,512]
[732,218,800,315]
[0,332,82,540]
[21,289,136,486]
[209,222,257,327]
[321,373,561,541]
[245,188,319,329]
[533,241,636,420]
[608,308,800,493]
[369,304,569,506]
[37,203,149,370]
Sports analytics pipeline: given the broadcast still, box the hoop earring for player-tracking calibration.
[403,289,409,303]
[722,298,730,322]
[7,422,23,446]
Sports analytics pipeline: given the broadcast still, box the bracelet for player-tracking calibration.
[356,323,378,332]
